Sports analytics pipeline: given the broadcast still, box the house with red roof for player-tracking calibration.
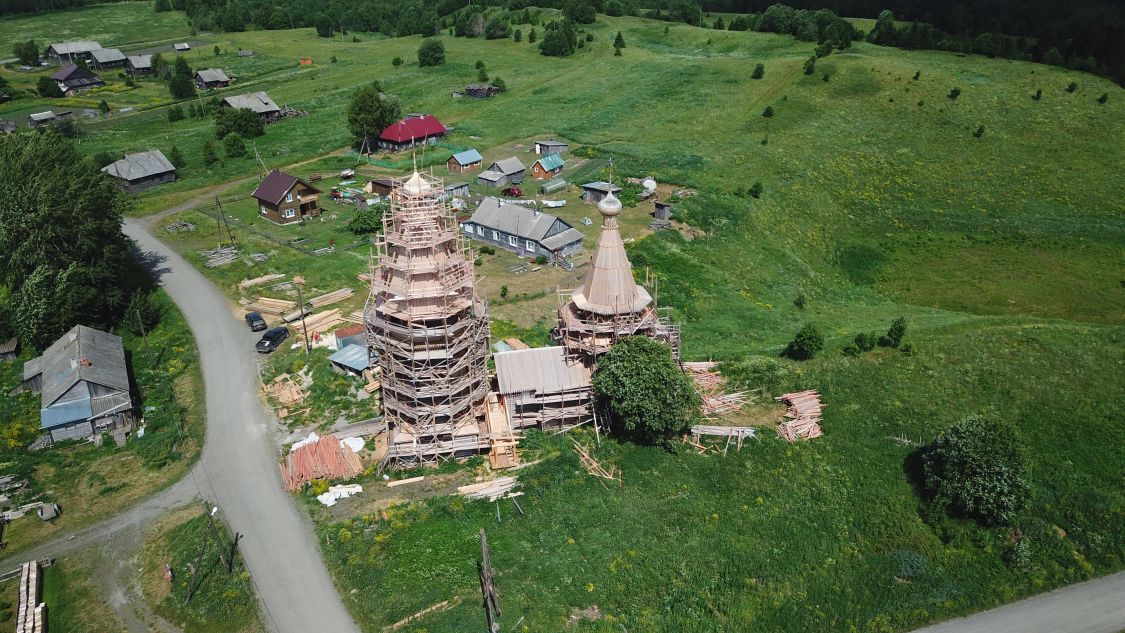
[251,169,322,224]
[378,114,448,151]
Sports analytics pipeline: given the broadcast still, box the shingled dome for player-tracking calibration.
[570,190,652,315]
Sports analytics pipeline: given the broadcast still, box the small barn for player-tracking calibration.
[447,149,483,173]
[195,68,231,89]
[90,48,126,70]
[580,181,622,204]
[444,182,470,199]
[252,169,322,224]
[477,157,525,187]
[333,324,365,350]
[22,325,133,444]
[27,111,71,128]
[463,197,584,261]
[52,65,104,95]
[46,41,102,64]
[530,153,565,180]
[101,149,178,193]
[219,91,281,123]
[327,344,371,378]
[126,55,153,76]
[364,178,394,197]
[534,140,568,155]
[463,83,500,99]
[378,114,447,151]
[493,346,593,430]
[654,200,673,221]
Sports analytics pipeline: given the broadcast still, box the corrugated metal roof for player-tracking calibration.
[451,149,482,165]
[48,41,103,55]
[494,346,590,395]
[379,115,446,143]
[127,54,152,69]
[38,325,129,409]
[582,181,621,194]
[91,48,126,63]
[490,157,525,175]
[536,140,567,148]
[101,150,175,181]
[540,227,585,250]
[534,153,565,172]
[328,344,370,372]
[28,112,55,122]
[41,398,93,429]
[221,91,279,114]
[469,198,558,241]
[195,68,230,83]
[90,392,132,417]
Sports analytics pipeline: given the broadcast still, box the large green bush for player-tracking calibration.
[417,38,446,66]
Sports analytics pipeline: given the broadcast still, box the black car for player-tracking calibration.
[244,311,267,332]
[255,327,290,353]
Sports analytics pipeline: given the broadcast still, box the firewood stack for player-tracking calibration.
[683,361,751,417]
[775,390,824,442]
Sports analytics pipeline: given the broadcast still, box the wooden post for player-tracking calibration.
[478,529,501,632]
[227,532,242,575]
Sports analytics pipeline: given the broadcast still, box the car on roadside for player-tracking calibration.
[501,186,522,197]
[244,311,267,332]
[255,327,290,353]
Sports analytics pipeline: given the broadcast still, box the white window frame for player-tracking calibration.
[283,208,296,218]
[286,192,293,202]
[260,205,268,215]
[491,230,499,240]
[525,240,536,252]
[508,235,517,246]
[476,226,484,236]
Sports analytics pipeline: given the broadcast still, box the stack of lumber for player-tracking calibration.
[457,477,520,501]
[690,425,757,454]
[239,273,285,290]
[16,561,46,633]
[280,434,364,491]
[344,310,365,324]
[201,246,238,268]
[775,390,824,442]
[573,440,620,482]
[357,272,372,283]
[247,297,297,316]
[683,361,751,417]
[503,338,530,351]
[267,373,306,405]
[296,309,343,336]
[309,288,354,307]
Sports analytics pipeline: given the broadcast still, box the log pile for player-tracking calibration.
[247,297,297,316]
[201,246,238,268]
[572,440,620,483]
[457,477,520,501]
[296,309,344,336]
[280,434,364,491]
[775,390,824,442]
[239,273,285,290]
[683,361,752,417]
[688,425,758,454]
[16,561,46,633]
[308,288,354,307]
[344,310,365,324]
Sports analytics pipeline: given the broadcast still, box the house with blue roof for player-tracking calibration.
[530,153,565,180]
[447,149,483,173]
[22,325,134,444]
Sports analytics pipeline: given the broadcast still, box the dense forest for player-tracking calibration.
[0,0,95,15]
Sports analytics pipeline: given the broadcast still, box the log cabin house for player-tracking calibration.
[252,169,322,224]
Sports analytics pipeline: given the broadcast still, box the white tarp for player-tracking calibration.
[290,432,319,453]
[340,436,365,453]
[541,199,566,208]
[316,484,363,506]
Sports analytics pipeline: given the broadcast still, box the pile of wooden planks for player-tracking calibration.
[280,434,364,491]
[239,273,285,290]
[344,310,365,324]
[308,288,354,307]
[247,297,297,316]
[457,477,520,502]
[357,272,372,283]
[775,390,824,442]
[688,424,757,454]
[16,561,46,633]
[267,373,306,405]
[572,440,620,483]
[504,338,530,351]
[683,361,752,417]
[296,309,344,336]
[201,246,238,268]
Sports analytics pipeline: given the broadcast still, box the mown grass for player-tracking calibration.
[40,557,121,633]
[0,2,192,49]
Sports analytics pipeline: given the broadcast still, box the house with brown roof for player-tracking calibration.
[195,68,231,89]
[252,169,322,224]
[52,64,104,96]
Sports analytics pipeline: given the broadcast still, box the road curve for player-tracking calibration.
[123,218,359,633]
[913,571,1125,633]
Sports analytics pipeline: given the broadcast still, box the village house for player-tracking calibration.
[195,68,231,89]
[447,149,483,173]
[90,48,126,70]
[530,153,565,180]
[463,197,584,261]
[476,157,526,187]
[581,181,622,204]
[378,114,447,151]
[534,139,568,155]
[101,150,178,193]
[126,55,153,76]
[22,325,134,445]
[219,91,281,123]
[252,169,322,224]
[52,64,104,95]
[46,41,102,64]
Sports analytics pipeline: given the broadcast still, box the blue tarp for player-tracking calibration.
[328,344,370,373]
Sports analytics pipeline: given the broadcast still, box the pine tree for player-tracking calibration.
[168,145,185,167]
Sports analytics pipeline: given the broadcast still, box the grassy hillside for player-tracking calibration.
[0,2,192,49]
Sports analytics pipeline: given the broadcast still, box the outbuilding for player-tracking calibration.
[174,42,191,52]
[90,48,126,70]
[327,344,371,378]
[126,55,153,76]
[463,83,500,99]
[444,182,470,199]
[51,64,104,95]
[580,181,622,204]
[364,178,394,197]
[378,114,447,151]
[101,149,178,193]
[530,153,565,180]
[252,169,322,224]
[447,149,483,173]
[477,157,525,187]
[27,110,71,127]
[493,346,593,430]
[462,197,584,261]
[195,68,231,89]
[46,41,102,64]
[219,91,281,123]
[534,140,568,155]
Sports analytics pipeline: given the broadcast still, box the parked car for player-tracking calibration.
[501,186,522,197]
[244,311,267,332]
[255,327,290,353]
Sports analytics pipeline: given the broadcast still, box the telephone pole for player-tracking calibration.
[293,275,311,354]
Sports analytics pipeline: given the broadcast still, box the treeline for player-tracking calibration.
[698,0,1125,84]
[0,0,99,17]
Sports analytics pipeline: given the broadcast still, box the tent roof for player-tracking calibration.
[570,193,652,315]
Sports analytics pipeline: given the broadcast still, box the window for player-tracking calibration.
[491,230,499,240]
[477,226,484,236]
[462,223,471,233]
[285,192,293,203]
[260,205,268,215]
[508,236,517,246]
[525,240,536,252]
[283,209,296,218]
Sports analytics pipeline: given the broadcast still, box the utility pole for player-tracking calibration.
[478,529,501,633]
[293,275,311,354]
[186,505,214,603]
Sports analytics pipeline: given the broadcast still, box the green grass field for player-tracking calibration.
[4,7,1121,632]
[0,2,192,49]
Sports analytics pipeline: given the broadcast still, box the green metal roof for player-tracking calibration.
[535,153,564,172]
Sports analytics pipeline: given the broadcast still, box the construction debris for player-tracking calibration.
[296,309,344,337]
[775,390,824,442]
[308,288,355,307]
[683,361,752,417]
[344,310,365,324]
[572,440,620,483]
[201,246,238,268]
[503,338,530,351]
[689,425,758,454]
[386,475,424,488]
[457,477,520,501]
[240,273,286,290]
[383,598,461,632]
[165,221,195,232]
[280,433,364,491]
[266,373,306,405]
